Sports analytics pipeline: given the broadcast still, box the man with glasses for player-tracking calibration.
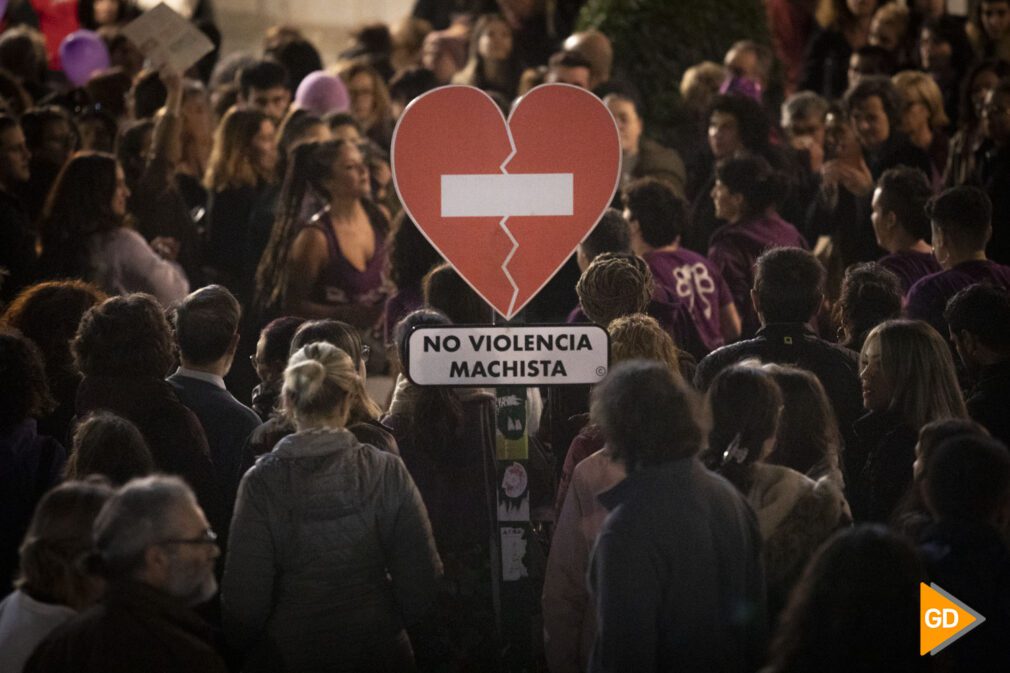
[0,114,35,301]
[25,476,228,673]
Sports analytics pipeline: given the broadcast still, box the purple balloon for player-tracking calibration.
[59,30,111,87]
[295,71,350,116]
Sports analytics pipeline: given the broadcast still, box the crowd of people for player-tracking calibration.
[1,0,1010,671]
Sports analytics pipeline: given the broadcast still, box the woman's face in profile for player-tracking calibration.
[328,143,370,200]
[252,119,278,175]
[111,164,130,218]
[348,72,377,123]
[859,334,894,413]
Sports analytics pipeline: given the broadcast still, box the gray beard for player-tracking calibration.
[165,561,218,607]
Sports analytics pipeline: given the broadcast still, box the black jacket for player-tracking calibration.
[695,323,864,477]
[850,409,918,523]
[966,358,1010,449]
[76,376,226,535]
[167,372,262,509]
[25,581,228,673]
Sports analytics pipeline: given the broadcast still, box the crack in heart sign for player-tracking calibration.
[391,84,621,320]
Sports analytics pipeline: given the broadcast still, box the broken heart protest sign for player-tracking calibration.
[391,84,621,320]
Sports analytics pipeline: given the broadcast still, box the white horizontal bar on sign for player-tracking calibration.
[440,173,574,217]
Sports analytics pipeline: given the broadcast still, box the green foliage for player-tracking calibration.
[578,0,771,144]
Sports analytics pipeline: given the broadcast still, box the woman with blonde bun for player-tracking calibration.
[222,341,442,672]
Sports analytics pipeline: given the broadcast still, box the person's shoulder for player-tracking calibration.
[100,227,146,251]
[349,420,398,455]
[27,600,109,656]
[638,137,684,167]
[906,267,950,311]
[695,339,759,387]
[667,246,711,266]
[803,332,859,361]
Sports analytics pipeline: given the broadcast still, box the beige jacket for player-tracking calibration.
[541,448,626,673]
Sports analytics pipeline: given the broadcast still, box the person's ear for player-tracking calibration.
[729,191,745,214]
[750,288,761,315]
[960,331,979,358]
[144,544,171,579]
[228,331,240,355]
[882,209,898,233]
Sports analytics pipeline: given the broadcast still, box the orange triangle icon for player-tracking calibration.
[920,582,986,655]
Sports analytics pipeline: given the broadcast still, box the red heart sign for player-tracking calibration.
[392,84,621,320]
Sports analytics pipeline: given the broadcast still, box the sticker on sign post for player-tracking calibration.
[406,325,609,386]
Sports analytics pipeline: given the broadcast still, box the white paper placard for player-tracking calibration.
[407,325,609,386]
[122,3,213,73]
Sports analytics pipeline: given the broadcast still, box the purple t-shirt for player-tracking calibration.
[906,259,1010,335]
[644,248,734,352]
[878,250,942,294]
[566,286,707,359]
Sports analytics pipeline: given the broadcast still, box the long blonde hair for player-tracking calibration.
[863,319,967,430]
[204,107,274,191]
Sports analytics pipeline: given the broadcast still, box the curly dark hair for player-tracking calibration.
[844,76,903,130]
[576,252,654,326]
[66,412,153,485]
[0,328,56,430]
[1,280,108,386]
[833,263,902,352]
[72,294,176,379]
[710,94,772,156]
[715,153,790,218]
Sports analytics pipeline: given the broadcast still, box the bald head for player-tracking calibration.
[563,30,613,88]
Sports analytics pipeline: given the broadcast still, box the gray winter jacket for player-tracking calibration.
[222,427,442,672]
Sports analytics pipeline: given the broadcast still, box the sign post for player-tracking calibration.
[392,83,620,671]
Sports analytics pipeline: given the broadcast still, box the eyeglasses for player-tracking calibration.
[158,528,218,547]
[249,354,260,368]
